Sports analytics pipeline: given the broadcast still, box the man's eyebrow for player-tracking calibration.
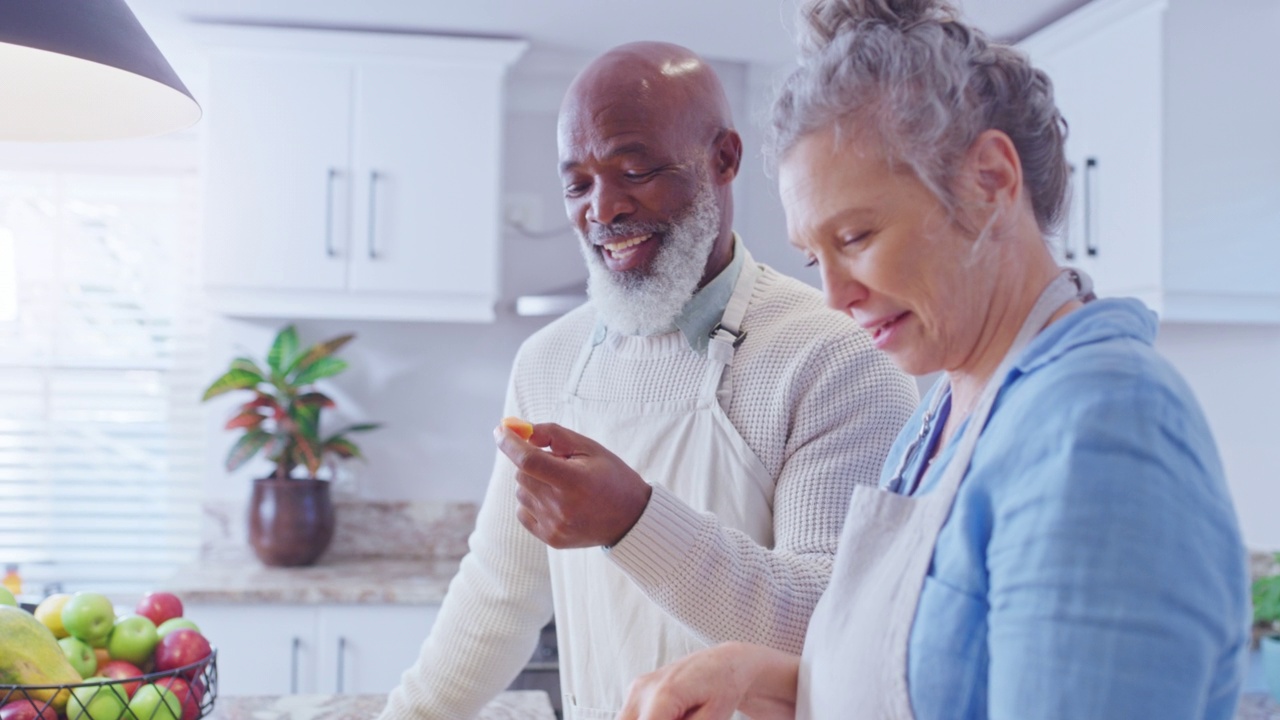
[604,142,652,160]
[559,142,654,173]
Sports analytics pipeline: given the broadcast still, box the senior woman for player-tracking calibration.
[619,0,1250,718]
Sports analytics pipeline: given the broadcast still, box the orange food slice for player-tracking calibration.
[501,416,534,440]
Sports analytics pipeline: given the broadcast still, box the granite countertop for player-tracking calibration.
[207,691,555,719]
[178,500,473,604]
[166,556,462,605]
[1240,693,1280,720]
[205,690,1271,719]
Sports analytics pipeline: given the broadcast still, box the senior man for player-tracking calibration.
[380,41,917,719]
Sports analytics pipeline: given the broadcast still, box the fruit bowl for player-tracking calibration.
[0,649,216,720]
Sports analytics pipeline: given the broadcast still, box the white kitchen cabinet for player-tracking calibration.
[315,604,439,695]
[1021,0,1280,322]
[186,603,437,696]
[1021,0,1165,308]
[201,27,526,322]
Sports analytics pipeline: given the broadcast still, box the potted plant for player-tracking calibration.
[201,325,379,567]
[1255,553,1280,702]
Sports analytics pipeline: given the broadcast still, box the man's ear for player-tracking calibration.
[711,129,743,184]
[965,129,1022,208]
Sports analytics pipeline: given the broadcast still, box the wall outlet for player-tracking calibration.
[504,192,543,232]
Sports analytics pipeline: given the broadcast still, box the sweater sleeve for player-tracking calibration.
[378,371,555,720]
[605,329,918,654]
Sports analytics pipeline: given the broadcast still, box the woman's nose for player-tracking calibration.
[820,260,866,315]
[587,182,636,226]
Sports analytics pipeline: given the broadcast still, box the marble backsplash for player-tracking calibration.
[201,496,478,563]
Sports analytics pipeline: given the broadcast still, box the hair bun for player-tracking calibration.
[798,0,959,55]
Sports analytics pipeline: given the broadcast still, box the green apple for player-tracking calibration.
[0,586,15,607]
[127,684,181,720]
[67,680,127,720]
[156,617,200,639]
[107,615,159,665]
[58,636,97,679]
[61,592,115,644]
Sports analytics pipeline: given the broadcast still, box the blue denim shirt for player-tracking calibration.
[883,298,1250,719]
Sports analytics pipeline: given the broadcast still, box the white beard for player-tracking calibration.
[577,185,721,336]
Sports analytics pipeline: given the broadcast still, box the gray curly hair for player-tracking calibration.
[770,0,1070,235]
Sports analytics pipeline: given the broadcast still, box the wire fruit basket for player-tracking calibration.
[0,649,217,720]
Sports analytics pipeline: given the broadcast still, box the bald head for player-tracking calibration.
[560,42,734,148]
[557,42,743,297]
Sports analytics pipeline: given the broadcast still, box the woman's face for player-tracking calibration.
[779,125,993,377]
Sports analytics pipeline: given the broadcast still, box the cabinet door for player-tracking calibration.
[1026,0,1164,303]
[1072,2,1163,302]
[347,62,504,304]
[184,603,319,696]
[204,54,353,292]
[315,604,439,695]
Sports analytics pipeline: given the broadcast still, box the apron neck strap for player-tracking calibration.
[707,248,760,367]
[704,249,761,406]
[932,269,1087,497]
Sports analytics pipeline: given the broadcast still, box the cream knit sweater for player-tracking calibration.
[380,264,918,719]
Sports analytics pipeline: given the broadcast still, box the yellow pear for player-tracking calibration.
[33,593,71,639]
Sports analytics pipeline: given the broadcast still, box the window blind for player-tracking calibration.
[0,170,206,596]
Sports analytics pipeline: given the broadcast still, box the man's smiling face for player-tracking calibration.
[557,82,707,278]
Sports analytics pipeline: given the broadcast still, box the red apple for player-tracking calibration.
[134,593,184,628]
[154,677,198,720]
[98,660,146,698]
[0,699,57,720]
[153,629,211,676]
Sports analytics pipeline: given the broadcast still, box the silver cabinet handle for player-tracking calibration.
[336,636,347,694]
[1084,157,1099,257]
[325,168,340,258]
[290,636,301,694]
[367,171,381,260]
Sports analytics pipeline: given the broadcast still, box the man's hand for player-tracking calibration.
[494,422,653,549]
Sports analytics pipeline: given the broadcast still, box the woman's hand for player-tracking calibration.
[619,642,800,720]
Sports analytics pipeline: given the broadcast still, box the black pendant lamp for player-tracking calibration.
[0,0,201,141]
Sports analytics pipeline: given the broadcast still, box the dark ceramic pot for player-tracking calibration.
[248,477,335,567]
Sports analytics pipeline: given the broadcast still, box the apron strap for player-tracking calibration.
[931,269,1089,499]
[704,249,762,408]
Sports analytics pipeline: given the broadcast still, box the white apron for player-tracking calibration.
[548,254,772,720]
[797,270,1089,719]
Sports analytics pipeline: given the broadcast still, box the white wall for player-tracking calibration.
[1157,323,1280,550]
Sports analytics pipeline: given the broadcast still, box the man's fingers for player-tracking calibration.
[515,505,541,537]
[495,425,553,470]
[514,484,536,511]
[497,430,586,487]
[533,422,605,459]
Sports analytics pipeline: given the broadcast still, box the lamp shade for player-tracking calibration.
[0,0,201,141]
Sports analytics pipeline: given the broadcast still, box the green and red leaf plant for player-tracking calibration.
[1256,552,1280,638]
[201,325,380,481]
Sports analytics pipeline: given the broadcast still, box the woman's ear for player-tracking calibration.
[965,129,1023,208]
